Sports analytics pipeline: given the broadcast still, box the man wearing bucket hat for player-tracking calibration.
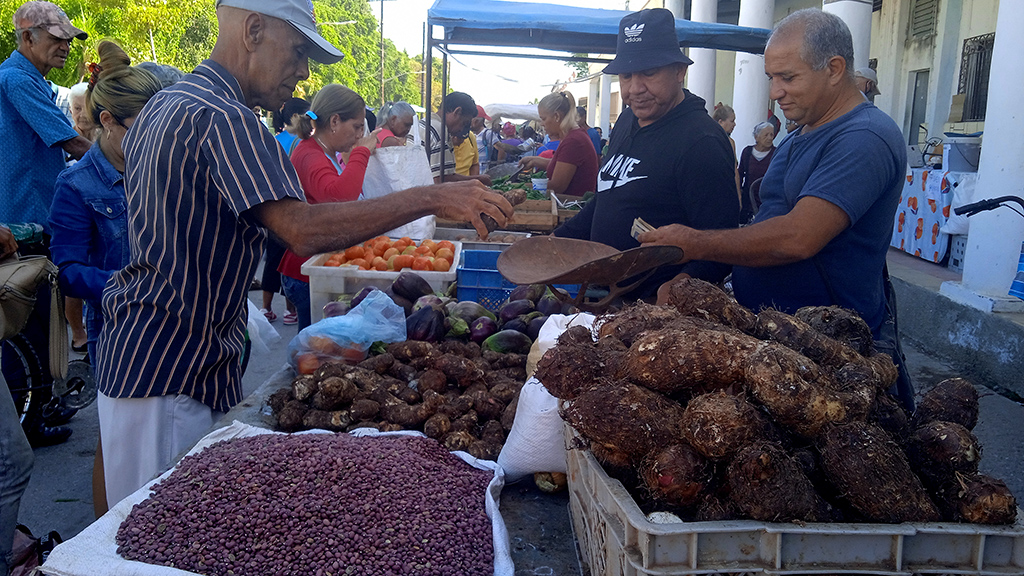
[640,9,912,411]
[94,0,511,505]
[554,8,738,300]
[855,67,881,103]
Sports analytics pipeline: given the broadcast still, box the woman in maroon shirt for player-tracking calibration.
[737,121,777,224]
[278,84,380,329]
[518,92,599,197]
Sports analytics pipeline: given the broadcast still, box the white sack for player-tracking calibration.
[360,144,436,240]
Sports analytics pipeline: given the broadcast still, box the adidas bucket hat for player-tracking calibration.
[604,8,693,75]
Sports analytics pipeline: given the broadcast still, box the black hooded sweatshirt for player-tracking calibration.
[554,90,738,298]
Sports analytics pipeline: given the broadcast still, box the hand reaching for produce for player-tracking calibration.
[474,173,493,187]
[639,224,694,264]
[517,156,549,172]
[432,180,514,240]
[355,127,382,152]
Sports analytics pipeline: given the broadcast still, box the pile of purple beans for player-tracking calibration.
[116,433,495,576]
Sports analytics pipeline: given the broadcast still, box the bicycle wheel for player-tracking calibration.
[2,334,47,424]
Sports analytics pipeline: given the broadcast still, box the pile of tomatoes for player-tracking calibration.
[323,236,456,272]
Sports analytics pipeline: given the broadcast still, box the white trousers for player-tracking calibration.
[97,392,219,506]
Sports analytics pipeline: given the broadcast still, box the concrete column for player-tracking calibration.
[588,77,599,126]
[940,4,1024,312]
[822,0,873,74]
[599,73,612,135]
[732,0,775,152]
[688,0,719,112]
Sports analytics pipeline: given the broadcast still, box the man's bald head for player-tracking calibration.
[768,9,855,80]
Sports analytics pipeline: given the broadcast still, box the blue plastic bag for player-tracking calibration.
[289,290,407,373]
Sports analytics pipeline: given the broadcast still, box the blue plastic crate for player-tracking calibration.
[457,250,580,312]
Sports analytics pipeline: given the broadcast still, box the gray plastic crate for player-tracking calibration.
[433,227,529,251]
[565,424,1024,576]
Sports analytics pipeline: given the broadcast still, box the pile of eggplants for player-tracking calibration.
[324,274,577,353]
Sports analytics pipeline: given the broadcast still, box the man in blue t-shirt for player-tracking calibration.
[639,8,912,409]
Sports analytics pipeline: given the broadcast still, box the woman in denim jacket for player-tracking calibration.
[49,41,161,366]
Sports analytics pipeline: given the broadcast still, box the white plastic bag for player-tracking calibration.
[940,171,978,236]
[246,300,280,355]
[361,144,436,240]
[499,314,596,482]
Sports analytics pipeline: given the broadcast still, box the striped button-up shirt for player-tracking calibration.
[97,60,304,412]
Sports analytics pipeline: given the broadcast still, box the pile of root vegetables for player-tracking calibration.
[271,339,528,461]
[540,277,1018,525]
[116,433,494,576]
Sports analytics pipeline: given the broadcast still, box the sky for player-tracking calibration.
[367,0,631,109]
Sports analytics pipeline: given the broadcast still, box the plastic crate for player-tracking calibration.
[456,250,579,312]
[301,241,461,323]
[565,424,1024,576]
[949,234,968,273]
[433,227,530,251]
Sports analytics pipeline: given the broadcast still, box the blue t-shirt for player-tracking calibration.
[732,102,906,336]
[0,51,79,232]
[275,131,300,155]
[586,127,602,155]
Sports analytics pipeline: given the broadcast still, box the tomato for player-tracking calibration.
[347,258,369,270]
[371,256,388,271]
[295,353,321,375]
[412,256,433,271]
[373,235,391,244]
[421,239,438,251]
[434,247,454,261]
[344,245,365,260]
[436,240,456,252]
[394,254,415,270]
[401,246,417,256]
[382,247,400,260]
[399,236,413,245]
[413,245,433,256]
[432,258,451,272]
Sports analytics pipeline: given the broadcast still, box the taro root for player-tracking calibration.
[439,339,482,359]
[386,340,437,362]
[423,413,451,439]
[557,324,595,347]
[727,441,837,522]
[291,374,318,403]
[387,361,417,383]
[349,398,380,421]
[357,352,394,374]
[641,443,712,506]
[819,422,940,523]
[267,388,292,414]
[794,305,875,356]
[301,409,351,432]
[951,474,1018,525]
[276,400,309,432]
[745,343,868,438]
[450,410,479,434]
[754,309,863,370]
[905,420,981,489]
[561,380,689,464]
[868,393,911,444]
[696,490,740,522]
[487,377,521,405]
[467,440,502,461]
[481,420,505,444]
[914,377,980,430]
[443,430,475,451]
[394,386,421,405]
[534,342,604,400]
[311,376,358,410]
[682,391,771,460]
[347,420,380,432]
[666,277,757,333]
[595,302,682,347]
[469,389,505,422]
[430,353,485,387]
[313,362,356,382]
[437,394,474,419]
[621,328,761,395]
[500,391,519,432]
[417,368,449,394]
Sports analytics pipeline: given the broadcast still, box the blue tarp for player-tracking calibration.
[427,0,771,55]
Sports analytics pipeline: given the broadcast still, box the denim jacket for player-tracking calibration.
[49,143,130,344]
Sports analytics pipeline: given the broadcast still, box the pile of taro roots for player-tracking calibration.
[117,433,494,576]
[270,339,528,461]
[539,277,1018,525]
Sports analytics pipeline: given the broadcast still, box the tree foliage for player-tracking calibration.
[0,0,426,109]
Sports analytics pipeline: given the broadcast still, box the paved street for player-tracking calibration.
[16,303,1024,548]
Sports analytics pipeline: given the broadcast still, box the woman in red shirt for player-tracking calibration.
[517,92,599,197]
[278,84,380,329]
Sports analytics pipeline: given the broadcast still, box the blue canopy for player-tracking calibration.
[427,0,771,55]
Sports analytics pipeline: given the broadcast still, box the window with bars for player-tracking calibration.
[873,0,883,12]
[910,0,937,38]
[957,33,995,122]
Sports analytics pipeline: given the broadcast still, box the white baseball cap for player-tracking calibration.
[216,0,344,64]
[855,67,881,97]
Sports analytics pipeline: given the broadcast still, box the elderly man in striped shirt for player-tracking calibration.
[95,0,512,505]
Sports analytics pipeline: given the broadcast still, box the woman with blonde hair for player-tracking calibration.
[278,84,380,329]
[48,39,163,516]
[518,91,598,196]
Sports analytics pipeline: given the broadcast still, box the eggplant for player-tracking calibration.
[383,286,414,317]
[536,294,562,316]
[406,305,446,342]
[560,301,580,315]
[391,271,434,301]
[499,299,535,323]
[509,283,546,304]
[413,294,445,312]
[527,315,548,341]
[449,300,497,324]
[502,317,529,334]
[350,286,381,309]
[323,300,350,318]
[469,317,498,343]
[482,329,533,354]
[446,316,470,339]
